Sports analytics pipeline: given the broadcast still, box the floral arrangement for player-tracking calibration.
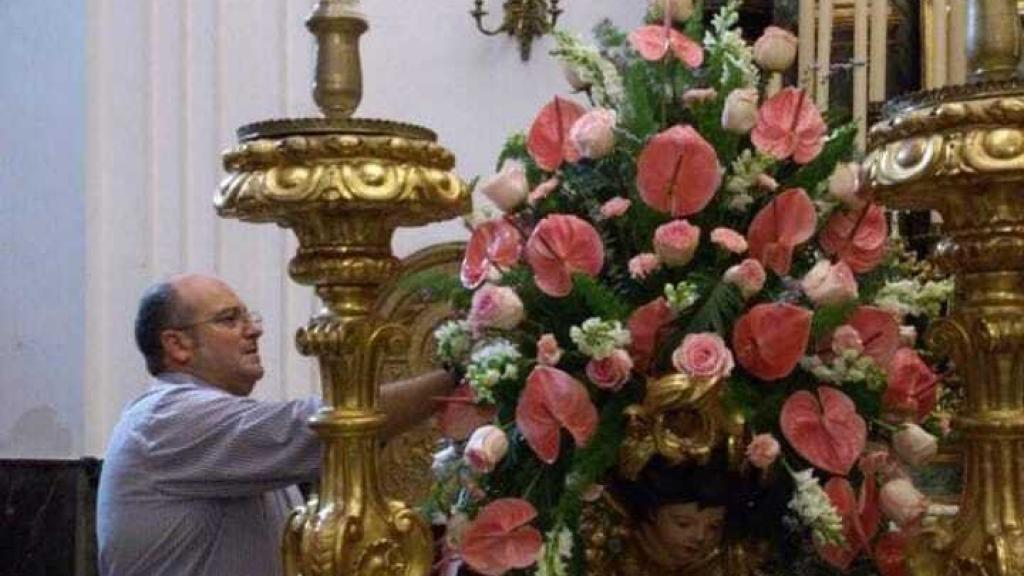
[426,1,954,575]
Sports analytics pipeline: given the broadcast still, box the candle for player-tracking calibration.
[799,0,816,91]
[932,0,948,88]
[815,0,833,110]
[869,0,888,101]
[854,0,868,149]
[948,0,966,84]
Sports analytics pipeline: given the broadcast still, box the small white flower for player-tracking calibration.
[788,469,845,547]
[434,320,472,364]
[664,281,701,312]
[465,339,522,402]
[570,318,632,359]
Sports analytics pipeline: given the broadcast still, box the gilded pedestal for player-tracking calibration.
[868,81,1024,576]
[216,2,470,574]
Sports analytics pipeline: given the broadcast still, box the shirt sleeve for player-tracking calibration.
[139,386,323,498]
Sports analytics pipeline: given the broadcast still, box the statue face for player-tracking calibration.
[635,502,725,570]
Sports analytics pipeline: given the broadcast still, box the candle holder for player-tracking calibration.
[216,1,469,574]
[867,77,1024,576]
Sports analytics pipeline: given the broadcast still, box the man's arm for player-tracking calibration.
[378,369,456,439]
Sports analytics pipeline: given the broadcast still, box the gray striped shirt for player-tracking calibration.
[97,373,321,576]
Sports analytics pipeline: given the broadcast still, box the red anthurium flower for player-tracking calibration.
[732,303,812,380]
[884,348,939,422]
[820,203,889,273]
[874,530,910,576]
[627,297,677,373]
[461,218,524,289]
[628,25,704,68]
[436,384,498,441]
[636,125,722,217]
[460,498,544,576]
[846,306,901,367]
[781,386,867,476]
[525,214,604,297]
[515,366,599,464]
[527,96,586,172]
[751,87,826,164]
[746,188,817,276]
[817,476,881,570]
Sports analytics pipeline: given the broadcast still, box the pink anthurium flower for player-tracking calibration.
[845,306,901,367]
[817,475,880,570]
[627,296,677,373]
[746,188,817,276]
[884,348,939,423]
[636,125,722,217]
[732,302,812,381]
[460,218,523,289]
[525,214,604,298]
[460,498,544,576]
[435,384,498,441]
[515,366,599,464]
[628,25,703,68]
[780,386,867,476]
[820,203,889,273]
[526,96,586,172]
[751,87,826,164]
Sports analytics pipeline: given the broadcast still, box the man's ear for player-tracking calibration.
[160,330,194,366]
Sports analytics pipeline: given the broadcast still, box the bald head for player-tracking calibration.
[135,279,190,375]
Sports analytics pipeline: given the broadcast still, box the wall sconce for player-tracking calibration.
[471,0,563,61]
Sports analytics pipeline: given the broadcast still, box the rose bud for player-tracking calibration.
[746,433,781,469]
[654,220,701,267]
[879,478,928,526]
[723,258,767,299]
[463,425,509,474]
[721,88,759,134]
[828,162,866,210]
[536,333,563,366]
[586,348,634,391]
[479,159,528,212]
[752,26,798,72]
[468,284,524,331]
[569,108,617,160]
[892,423,939,467]
[801,260,859,307]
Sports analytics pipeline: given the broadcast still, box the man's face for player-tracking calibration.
[172,276,264,396]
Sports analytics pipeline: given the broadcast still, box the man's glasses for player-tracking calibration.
[171,307,262,331]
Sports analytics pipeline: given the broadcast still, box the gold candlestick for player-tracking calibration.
[868,79,1024,576]
[217,1,469,574]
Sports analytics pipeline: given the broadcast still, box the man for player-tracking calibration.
[97,274,454,576]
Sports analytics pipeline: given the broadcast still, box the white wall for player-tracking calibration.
[0,0,87,458]
[3,0,644,458]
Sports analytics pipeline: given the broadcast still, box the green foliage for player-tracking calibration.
[810,301,859,341]
[685,281,745,334]
[783,123,858,191]
[572,274,632,321]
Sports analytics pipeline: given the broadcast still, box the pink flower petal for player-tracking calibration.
[436,384,498,441]
[460,219,523,289]
[515,366,599,464]
[628,297,677,373]
[746,188,817,276]
[780,386,867,476]
[846,306,900,367]
[525,214,604,297]
[628,26,704,68]
[636,125,722,217]
[461,499,543,576]
[751,88,826,164]
[732,303,812,380]
[820,203,889,273]
[527,97,586,172]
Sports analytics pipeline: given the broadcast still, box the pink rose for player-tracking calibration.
[570,108,617,160]
[654,220,701,266]
[629,252,662,280]
[464,425,510,473]
[879,478,928,526]
[884,348,939,422]
[753,26,798,72]
[600,196,632,219]
[586,348,634,390]
[746,433,781,469]
[710,227,748,254]
[892,423,938,467]
[723,258,767,299]
[831,325,865,355]
[671,332,734,379]
[536,333,563,366]
[721,88,759,134]
[479,160,529,212]
[469,284,524,331]
[682,87,717,108]
[801,260,859,306]
[527,176,560,206]
[828,162,866,210]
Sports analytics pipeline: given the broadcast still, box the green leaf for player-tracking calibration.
[810,301,859,340]
[572,274,632,321]
[685,281,745,334]
[784,123,858,192]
